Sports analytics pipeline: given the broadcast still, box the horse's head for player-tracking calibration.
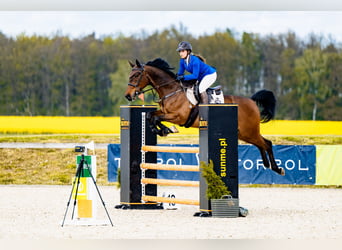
[125,59,150,101]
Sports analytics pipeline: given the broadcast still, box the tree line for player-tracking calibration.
[0,26,341,120]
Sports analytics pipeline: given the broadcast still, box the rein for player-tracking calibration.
[140,78,177,95]
[129,65,183,103]
[155,89,183,104]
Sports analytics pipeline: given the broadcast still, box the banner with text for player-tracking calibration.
[107,144,316,185]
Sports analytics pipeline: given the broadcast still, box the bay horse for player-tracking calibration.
[125,58,285,176]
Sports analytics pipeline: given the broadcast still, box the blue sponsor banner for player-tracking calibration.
[239,145,316,185]
[107,143,121,182]
[107,144,316,185]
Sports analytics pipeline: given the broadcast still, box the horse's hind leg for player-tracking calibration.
[263,137,285,176]
[256,146,270,169]
[244,134,285,176]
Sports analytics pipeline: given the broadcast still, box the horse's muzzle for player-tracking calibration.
[125,94,133,101]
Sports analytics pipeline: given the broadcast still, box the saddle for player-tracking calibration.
[180,81,224,128]
[182,80,224,105]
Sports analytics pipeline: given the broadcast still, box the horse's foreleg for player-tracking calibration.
[155,120,173,137]
[146,111,161,135]
[146,111,168,136]
[154,112,183,136]
[146,111,176,137]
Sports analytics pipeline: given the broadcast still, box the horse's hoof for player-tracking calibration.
[160,130,169,137]
[276,167,285,176]
[272,167,285,176]
[157,127,171,137]
[156,128,168,137]
[151,128,159,135]
[280,167,285,176]
[168,126,179,133]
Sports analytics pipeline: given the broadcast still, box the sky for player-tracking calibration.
[0,11,342,43]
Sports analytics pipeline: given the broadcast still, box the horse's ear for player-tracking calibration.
[136,59,142,68]
[128,60,135,68]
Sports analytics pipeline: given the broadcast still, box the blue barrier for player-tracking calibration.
[108,144,316,185]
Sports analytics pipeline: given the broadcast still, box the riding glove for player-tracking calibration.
[176,75,184,81]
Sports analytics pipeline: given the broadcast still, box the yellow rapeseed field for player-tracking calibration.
[0,116,121,134]
[0,116,341,135]
[260,120,342,136]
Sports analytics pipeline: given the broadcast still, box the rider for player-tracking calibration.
[176,41,217,104]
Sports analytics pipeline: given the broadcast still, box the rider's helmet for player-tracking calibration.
[176,41,192,52]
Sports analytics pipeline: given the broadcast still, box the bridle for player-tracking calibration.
[127,67,145,88]
[127,65,183,103]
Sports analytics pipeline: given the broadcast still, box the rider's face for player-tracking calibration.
[178,50,188,59]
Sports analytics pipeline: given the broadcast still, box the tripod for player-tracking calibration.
[61,154,113,227]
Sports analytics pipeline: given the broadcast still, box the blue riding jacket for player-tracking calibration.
[177,55,216,81]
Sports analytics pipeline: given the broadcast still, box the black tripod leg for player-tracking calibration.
[85,161,114,226]
[61,161,83,227]
[71,168,82,220]
[61,174,78,227]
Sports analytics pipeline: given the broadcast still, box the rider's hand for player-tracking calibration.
[176,75,184,82]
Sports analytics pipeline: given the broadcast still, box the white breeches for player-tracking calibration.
[199,72,217,93]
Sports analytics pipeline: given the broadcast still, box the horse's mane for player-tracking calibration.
[146,58,176,78]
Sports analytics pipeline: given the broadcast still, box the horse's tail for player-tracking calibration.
[251,89,276,123]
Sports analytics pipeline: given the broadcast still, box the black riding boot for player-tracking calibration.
[200,92,208,104]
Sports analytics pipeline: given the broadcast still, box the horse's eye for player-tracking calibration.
[129,72,140,81]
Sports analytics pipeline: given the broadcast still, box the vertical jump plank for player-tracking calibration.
[198,104,238,215]
[117,105,160,209]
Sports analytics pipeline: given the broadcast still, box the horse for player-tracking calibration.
[125,58,285,176]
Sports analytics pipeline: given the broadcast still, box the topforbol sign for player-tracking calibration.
[108,144,316,185]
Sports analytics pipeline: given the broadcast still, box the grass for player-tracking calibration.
[0,133,341,185]
[0,147,112,186]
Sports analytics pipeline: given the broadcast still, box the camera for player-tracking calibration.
[75,146,85,153]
